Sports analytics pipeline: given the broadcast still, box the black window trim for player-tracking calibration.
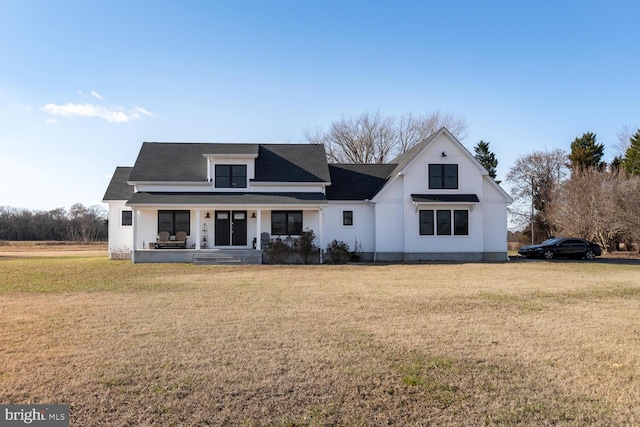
[419,208,469,237]
[121,210,132,227]
[343,210,354,226]
[215,164,247,188]
[271,210,303,236]
[419,210,434,236]
[158,210,191,235]
[428,164,459,189]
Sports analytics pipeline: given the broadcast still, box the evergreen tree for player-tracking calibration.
[622,129,640,176]
[473,140,499,183]
[568,132,605,171]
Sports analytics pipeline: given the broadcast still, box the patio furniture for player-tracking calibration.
[154,230,188,249]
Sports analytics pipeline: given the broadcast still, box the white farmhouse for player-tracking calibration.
[103,128,512,263]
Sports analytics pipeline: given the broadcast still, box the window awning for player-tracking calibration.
[126,192,328,207]
[411,194,479,203]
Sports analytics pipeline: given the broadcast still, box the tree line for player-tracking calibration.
[506,129,640,250]
[0,203,107,242]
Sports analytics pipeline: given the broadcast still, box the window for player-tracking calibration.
[429,164,458,189]
[343,210,353,226]
[419,210,434,235]
[158,210,190,235]
[419,209,469,236]
[437,210,451,235]
[271,211,302,235]
[121,210,132,226]
[454,210,468,235]
[215,165,247,188]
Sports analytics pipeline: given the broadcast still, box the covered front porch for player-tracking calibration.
[133,247,264,264]
[126,192,327,263]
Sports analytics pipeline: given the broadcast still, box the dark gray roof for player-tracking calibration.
[388,129,440,177]
[411,194,480,203]
[102,167,134,201]
[126,192,328,206]
[326,164,397,200]
[127,142,331,183]
[254,144,330,182]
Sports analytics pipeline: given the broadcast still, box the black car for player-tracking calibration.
[518,237,602,260]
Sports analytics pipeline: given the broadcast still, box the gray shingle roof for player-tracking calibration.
[388,129,441,177]
[127,142,331,183]
[326,164,397,200]
[255,144,331,182]
[126,192,328,206]
[102,167,134,201]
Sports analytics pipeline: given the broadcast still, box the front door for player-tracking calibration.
[214,210,247,246]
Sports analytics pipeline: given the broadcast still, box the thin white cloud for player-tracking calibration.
[45,118,57,124]
[90,90,103,100]
[132,106,153,116]
[42,102,154,123]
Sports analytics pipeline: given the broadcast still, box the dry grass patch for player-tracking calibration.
[1,257,639,425]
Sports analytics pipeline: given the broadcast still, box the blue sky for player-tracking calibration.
[1,0,638,211]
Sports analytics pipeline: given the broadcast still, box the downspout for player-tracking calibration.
[367,199,376,262]
[318,205,324,263]
[399,172,405,261]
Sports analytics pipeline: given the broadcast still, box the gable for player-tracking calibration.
[374,128,513,203]
[102,167,134,201]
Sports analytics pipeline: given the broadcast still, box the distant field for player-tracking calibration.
[1,250,639,425]
[0,241,107,257]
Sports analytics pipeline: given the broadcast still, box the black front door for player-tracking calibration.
[215,211,230,246]
[231,211,247,246]
[214,210,247,246]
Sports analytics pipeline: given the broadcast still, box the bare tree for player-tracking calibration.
[505,149,569,241]
[305,110,468,164]
[615,175,640,245]
[614,125,635,157]
[548,169,623,250]
[0,204,107,242]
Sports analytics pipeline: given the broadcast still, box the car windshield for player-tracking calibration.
[542,238,562,245]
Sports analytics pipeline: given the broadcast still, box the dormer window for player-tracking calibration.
[215,165,247,188]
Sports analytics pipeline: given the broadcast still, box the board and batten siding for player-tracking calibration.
[323,203,375,255]
[107,201,133,257]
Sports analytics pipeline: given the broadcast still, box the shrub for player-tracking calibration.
[297,229,319,264]
[325,239,350,264]
[266,238,292,264]
[350,237,363,262]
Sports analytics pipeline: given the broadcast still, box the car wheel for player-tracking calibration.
[585,250,596,260]
[543,250,554,260]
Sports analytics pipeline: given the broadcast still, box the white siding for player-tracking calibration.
[106,201,133,257]
[323,203,374,253]
[372,176,405,252]
[371,131,508,258]
[135,182,326,193]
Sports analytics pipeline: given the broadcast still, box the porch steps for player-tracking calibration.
[193,249,262,265]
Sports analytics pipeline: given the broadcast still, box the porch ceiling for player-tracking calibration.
[126,191,328,206]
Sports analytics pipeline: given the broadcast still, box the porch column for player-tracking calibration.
[256,209,262,250]
[318,206,324,262]
[195,210,201,250]
[131,208,137,263]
